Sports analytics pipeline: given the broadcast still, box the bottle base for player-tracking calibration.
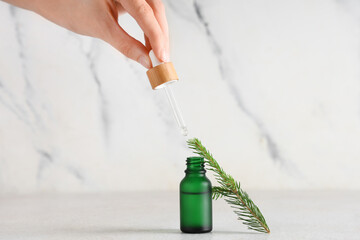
[181,226,212,233]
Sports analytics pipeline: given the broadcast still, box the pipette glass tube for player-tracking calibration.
[162,83,188,136]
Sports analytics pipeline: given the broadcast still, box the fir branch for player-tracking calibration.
[187,138,270,234]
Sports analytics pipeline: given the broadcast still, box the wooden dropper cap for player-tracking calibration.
[146,50,178,90]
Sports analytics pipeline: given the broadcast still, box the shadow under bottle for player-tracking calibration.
[180,157,212,233]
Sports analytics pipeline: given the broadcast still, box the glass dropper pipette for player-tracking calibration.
[148,50,188,136]
[163,83,188,136]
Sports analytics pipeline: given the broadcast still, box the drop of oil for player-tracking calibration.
[181,127,188,136]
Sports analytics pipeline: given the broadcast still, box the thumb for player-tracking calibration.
[105,23,152,69]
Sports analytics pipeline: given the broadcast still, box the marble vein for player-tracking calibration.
[193,0,287,166]
[66,166,85,182]
[36,150,54,180]
[74,35,109,142]
[36,149,85,183]
[0,78,31,125]
[9,6,42,127]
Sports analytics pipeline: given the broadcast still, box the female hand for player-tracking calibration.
[5,0,169,68]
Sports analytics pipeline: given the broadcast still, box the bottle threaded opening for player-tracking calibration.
[186,157,204,165]
[185,157,205,173]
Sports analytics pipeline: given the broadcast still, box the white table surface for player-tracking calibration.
[0,191,359,240]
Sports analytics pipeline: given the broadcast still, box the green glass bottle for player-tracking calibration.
[180,157,212,233]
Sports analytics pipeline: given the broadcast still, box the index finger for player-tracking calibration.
[118,0,168,62]
[146,0,169,53]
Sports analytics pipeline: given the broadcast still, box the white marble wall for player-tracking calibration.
[0,0,360,193]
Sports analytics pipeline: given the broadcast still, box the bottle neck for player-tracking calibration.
[185,157,206,175]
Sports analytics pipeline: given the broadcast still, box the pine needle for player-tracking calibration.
[187,138,270,234]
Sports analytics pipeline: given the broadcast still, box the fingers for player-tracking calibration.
[115,1,126,15]
[145,0,169,53]
[144,34,151,50]
[118,0,169,62]
[105,23,151,68]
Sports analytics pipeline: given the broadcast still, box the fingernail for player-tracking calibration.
[138,55,151,69]
[160,49,170,62]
